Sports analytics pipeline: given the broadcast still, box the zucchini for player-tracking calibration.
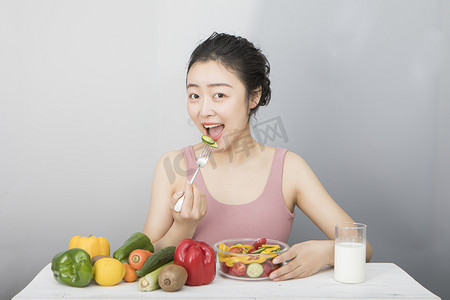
[138,261,173,292]
[201,135,219,148]
[246,262,264,278]
[136,246,176,277]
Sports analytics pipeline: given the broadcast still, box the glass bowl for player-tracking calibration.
[213,238,289,280]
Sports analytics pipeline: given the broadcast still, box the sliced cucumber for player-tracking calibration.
[246,262,264,278]
[250,246,268,254]
[201,135,219,148]
[201,135,215,145]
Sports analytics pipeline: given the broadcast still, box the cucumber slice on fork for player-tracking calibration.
[202,135,219,148]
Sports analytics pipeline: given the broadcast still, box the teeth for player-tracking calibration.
[204,124,222,129]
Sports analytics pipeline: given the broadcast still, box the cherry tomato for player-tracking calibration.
[232,262,247,276]
[263,263,272,276]
[221,262,233,275]
[229,246,244,253]
[228,267,237,276]
[253,238,267,249]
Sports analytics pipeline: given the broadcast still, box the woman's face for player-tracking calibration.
[187,60,256,150]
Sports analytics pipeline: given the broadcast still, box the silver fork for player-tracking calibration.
[174,144,213,212]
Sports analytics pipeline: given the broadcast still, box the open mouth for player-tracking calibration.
[203,123,225,141]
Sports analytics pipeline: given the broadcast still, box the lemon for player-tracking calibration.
[93,257,126,286]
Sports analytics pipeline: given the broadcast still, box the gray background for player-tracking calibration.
[1,0,449,299]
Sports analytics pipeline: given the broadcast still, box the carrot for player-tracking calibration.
[122,262,138,282]
[128,249,152,270]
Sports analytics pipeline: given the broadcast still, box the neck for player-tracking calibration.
[209,128,261,167]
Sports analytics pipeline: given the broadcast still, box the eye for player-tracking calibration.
[189,93,200,100]
[213,93,225,99]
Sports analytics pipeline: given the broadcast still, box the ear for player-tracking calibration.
[249,87,262,109]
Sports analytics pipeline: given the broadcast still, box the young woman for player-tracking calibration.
[143,32,372,281]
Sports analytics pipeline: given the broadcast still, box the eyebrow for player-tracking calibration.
[186,83,233,89]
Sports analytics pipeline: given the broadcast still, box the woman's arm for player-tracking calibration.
[142,151,207,251]
[289,152,372,261]
[270,152,372,280]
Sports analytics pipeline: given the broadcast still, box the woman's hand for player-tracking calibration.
[269,240,334,281]
[170,181,207,227]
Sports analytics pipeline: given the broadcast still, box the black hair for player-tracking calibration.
[187,32,271,118]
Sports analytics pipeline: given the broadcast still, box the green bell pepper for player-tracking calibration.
[113,232,154,263]
[51,248,93,287]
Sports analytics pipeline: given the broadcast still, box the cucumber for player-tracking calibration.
[201,135,215,145]
[201,135,219,148]
[136,246,176,277]
[250,246,268,254]
[246,262,264,278]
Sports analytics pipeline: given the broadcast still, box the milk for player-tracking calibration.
[334,242,366,283]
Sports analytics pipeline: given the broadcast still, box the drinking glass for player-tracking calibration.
[334,222,367,283]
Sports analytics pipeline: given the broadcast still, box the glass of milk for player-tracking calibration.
[334,222,367,283]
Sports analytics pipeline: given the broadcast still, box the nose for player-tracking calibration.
[199,98,215,117]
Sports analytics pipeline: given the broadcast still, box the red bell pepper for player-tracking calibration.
[174,238,216,286]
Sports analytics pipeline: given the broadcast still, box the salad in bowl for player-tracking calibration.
[213,238,289,280]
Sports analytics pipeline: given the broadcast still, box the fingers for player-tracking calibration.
[272,248,296,265]
[269,248,302,281]
[173,181,207,222]
[181,181,194,212]
[171,190,185,205]
[192,183,207,218]
[171,189,185,212]
[269,241,329,281]
[270,247,295,280]
[270,262,307,281]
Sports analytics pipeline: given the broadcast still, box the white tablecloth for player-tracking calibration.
[13,263,440,300]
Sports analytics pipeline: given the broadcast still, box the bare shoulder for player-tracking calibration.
[282,150,318,194]
[154,150,184,173]
[284,150,310,173]
[282,151,309,186]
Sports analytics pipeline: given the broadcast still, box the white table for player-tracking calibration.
[13,263,440,300]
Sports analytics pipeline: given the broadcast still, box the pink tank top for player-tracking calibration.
[182,146,295,246]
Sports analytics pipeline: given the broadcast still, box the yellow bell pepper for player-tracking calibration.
[217,243,230,261]
[223,256,242,267]
[261,245,280,253]
[229,244,253,253]
[218,242,229,252]
[69,235,110,258]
